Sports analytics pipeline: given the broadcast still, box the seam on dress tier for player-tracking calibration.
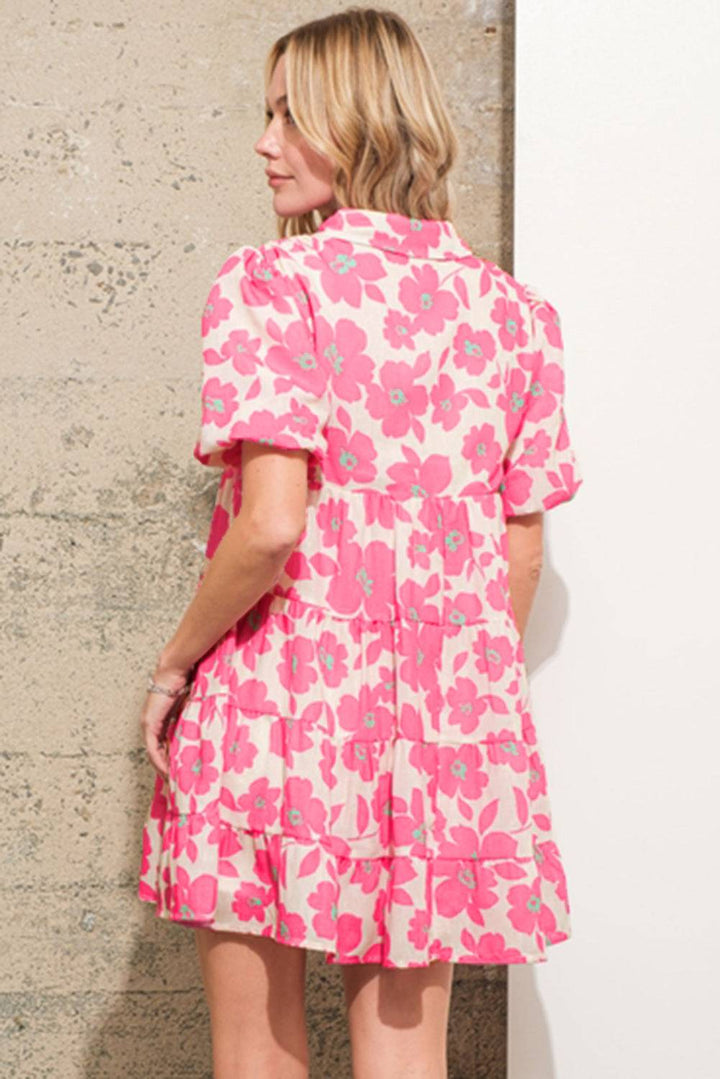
[264,591,513,629]
[182,695,528,746]
[158,812,535,863]
[318,483,504,503]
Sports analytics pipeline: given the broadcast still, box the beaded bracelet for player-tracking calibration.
[146,673,192,698]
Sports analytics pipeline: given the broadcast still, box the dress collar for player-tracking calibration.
[315,206,476,261]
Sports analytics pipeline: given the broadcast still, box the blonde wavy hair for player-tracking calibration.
[264,6,461,238]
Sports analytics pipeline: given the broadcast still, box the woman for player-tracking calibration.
[137,8,583,1077]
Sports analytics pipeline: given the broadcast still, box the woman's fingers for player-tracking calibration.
[144,728,169,779]
[140,696,177,779]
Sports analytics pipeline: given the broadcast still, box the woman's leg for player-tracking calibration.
[194,927,310,1079]
[340,960,454,1079]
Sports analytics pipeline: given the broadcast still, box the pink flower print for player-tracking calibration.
[429,373,468,432]
[434,859,499,925]
[231,881,272,924]
[147,773,168,825]
[201,281,233,338]
[366,359,429,439]
[265,317,330,397]
[319,737,337,789]
[317,496,356,549]
[372,772,394,847]
[532,298,562,348]
[223,327,263,374]
[336,912,364,955]
[348,856,384,895]
[396,623,442,695]
[485,730,529,774]
[485,570,513,617]
[446,676,490,735]
[408,909,431,951]
[368,212,444,257]
[227,406,305,451]
[510,427,555,481]
[311,238,387,307]
[222,715,259,775]
[325,427,378,486]
[236,777,281,831]
[386,451,453,500]
[167,796,207,861]
[491,296,529,351]
[526,749,547,800]
[534,839,569,901]
[507,876,556,939]
[337,684,394,741]
[317,316,375,402]
[428,938,454,963]
[170,865,218,922]
[459,929,528,964]
[282,776,327,839]
[252,836,282,895]
[268,712,315,770]
[139,823,155,879]
[503,366,529,442]
[452,322,497,375]
[216,817,243,876]
[326,539,395,620]
[278,635,318,695]
[461,422,503,479]
[275,900,308,945]
[500,464,532,513]
[387,855,420,906]
[391,788,431,856]
[473,630,514,683]
[340,737,382,782]
[436,745,489,801]
[200,375,238,430]
[384,307,419,350]
[173,738,219,797]
[399,264,459,335]
[404,527,434,571]
[308,880,338,940]
[446,590,485,630]
[397,574,442,625]
[317,629,350,689]
[286,395,325,447]
[519,353,565,425]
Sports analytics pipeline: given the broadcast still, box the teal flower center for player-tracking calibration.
[339,448,358,473]
[331,253,357,275]
[355,566,374,597]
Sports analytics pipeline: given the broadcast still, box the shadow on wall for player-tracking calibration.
[508,533,577,1079]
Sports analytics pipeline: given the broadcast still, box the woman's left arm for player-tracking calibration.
[140,443,310,778]
[154,441,311,680]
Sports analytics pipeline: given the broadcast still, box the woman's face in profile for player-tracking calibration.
[255,53,337,218]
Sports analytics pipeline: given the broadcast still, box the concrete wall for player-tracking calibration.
[1,3,517,1076]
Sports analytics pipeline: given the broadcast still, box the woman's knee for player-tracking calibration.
[341,961,454,1079]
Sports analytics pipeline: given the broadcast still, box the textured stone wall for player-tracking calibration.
[1,2,515,1075]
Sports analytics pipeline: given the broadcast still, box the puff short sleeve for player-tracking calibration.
[193,243,331,470]
[500,285,584,516]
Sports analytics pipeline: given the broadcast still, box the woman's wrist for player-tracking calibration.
[153,648,193,686]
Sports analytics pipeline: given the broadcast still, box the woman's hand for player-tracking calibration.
[139,663,192,780]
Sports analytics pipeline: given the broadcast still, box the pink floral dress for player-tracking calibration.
[137,206,583,968]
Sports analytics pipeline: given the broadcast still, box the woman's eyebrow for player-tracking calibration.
[265,94,288,108]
